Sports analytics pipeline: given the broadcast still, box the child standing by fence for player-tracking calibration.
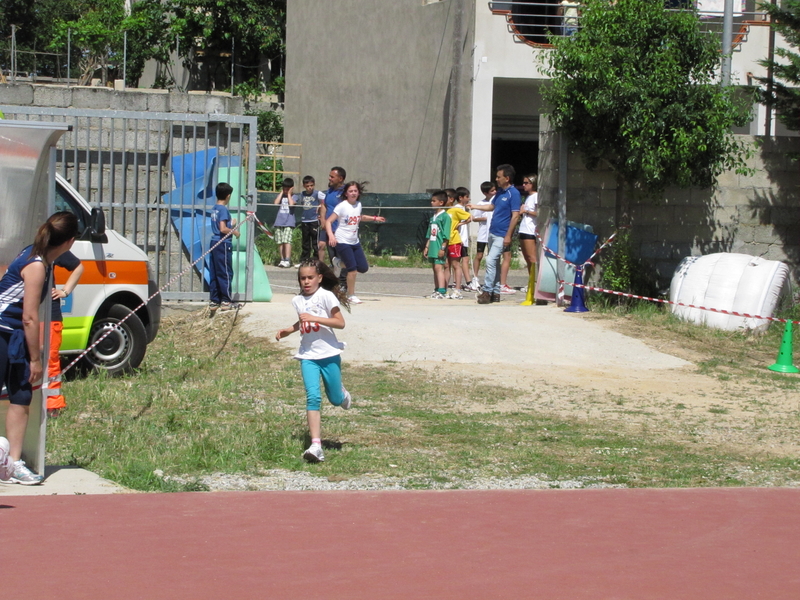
[276,260,352,463]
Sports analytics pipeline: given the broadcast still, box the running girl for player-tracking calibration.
[275,260,352,463]
[324,181,386,305]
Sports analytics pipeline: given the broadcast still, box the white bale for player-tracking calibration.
[669,253,788,332]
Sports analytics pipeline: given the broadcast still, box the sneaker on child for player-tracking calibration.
[341,388,352,410]
[428,291,446,299]
[303,444,325,463]
[348,295,363,305]
[0,437,15,481]
[447,290,463,300]
[500,284,517,295]
[2,459,44,485]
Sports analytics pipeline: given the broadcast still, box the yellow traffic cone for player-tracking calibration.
[520,263,536,306]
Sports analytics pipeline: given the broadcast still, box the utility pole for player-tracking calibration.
[721,0,733,85]
[445,0,465,188]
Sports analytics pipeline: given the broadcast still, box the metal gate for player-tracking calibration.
[0,105,258,302]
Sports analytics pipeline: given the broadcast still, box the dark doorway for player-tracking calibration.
[490,140,539,186]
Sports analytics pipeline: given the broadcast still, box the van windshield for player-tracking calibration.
[55,182,88,234]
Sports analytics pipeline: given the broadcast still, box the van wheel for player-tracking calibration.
[84,304,147,376]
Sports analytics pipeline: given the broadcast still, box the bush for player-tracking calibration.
[594,229,658,307]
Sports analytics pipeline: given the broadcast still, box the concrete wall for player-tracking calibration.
[539,116,800,288]
[285,0,474,193]
[0,84,244,115]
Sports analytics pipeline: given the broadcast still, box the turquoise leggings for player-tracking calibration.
[300,355,344,411]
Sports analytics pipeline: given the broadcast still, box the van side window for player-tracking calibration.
[55,183,88,233]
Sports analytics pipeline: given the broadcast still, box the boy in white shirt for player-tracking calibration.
[469,181,494,291]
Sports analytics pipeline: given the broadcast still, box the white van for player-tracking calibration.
[53,173,161,374]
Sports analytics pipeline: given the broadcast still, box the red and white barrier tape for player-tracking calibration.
[537,230,618,270]
[562,280,800,326]
[58,213,255,377]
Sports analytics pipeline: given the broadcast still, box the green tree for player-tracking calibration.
[48,0,173,86]
[542,0,753,227]
[169,0,285,92]
[758,0,800,131]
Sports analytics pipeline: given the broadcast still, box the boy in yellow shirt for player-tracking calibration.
[445,191,471,299]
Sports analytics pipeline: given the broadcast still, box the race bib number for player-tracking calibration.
[301,321,320,333]
[429,223,439,241]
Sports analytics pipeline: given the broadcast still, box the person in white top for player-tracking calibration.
[519,174,540,293]
[276,260,352,463]
[469,181,495,291]
[324,181,386,305]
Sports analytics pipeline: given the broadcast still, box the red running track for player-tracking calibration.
[2,488,799,599]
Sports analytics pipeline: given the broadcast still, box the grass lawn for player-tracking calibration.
[46,303,800,492]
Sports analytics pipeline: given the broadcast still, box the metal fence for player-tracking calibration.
[0,105,258,301]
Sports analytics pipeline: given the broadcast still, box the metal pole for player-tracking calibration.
[721,0,733,85]
[765,0,776,136]
[231,37,235,92]
[557,131,567,307]
[123,31,128,85]
[11,25,16,84]
[67,28,71,86]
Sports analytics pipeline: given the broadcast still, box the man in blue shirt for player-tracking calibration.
[467,164,521,303]
[318,166,346,263]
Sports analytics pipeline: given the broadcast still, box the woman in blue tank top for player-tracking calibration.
[0,211,79,485]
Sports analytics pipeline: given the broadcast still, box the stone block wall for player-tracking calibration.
[0,84,245,115]
[539,116,800,289]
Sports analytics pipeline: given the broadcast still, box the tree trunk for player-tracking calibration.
[614,172,631,229]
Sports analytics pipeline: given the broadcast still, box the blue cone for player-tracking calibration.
[565,268,589,313]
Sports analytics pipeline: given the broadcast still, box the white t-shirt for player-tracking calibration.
[333,200,362,245]
[472,198,494,243]
[519,192,539,236]
[291,288,346,360]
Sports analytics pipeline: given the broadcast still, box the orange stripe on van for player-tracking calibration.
[55,261,148,285]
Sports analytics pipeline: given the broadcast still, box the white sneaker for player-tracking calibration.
[500,284,517,295]
[341,388,352,410]
[521,286,528,293]
[2,459,43,485]
[348,295,363,305]
[332,257,343,271]
[0,437,14,481]
[428,291,446,299]
[469,277,480,292]
[447,290,463,300]
[303,444,325,463]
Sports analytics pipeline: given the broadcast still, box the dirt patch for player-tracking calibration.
[241,297,800,458]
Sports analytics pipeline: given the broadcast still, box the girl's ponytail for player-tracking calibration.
[32,211,80,261]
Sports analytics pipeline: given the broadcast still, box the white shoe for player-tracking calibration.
[428,291,446,299]
[447,290,463,300]
[341,388,352,410]
[303,444,325,463]
[469,277,480,292]
[332,257,343,271]
[348,295,363,305]
[2,459,43,485]
[0,437,14,481]
[500,284,517,295]
[521,286,528,293]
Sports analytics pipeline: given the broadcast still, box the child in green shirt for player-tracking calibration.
[424,190,451,300]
